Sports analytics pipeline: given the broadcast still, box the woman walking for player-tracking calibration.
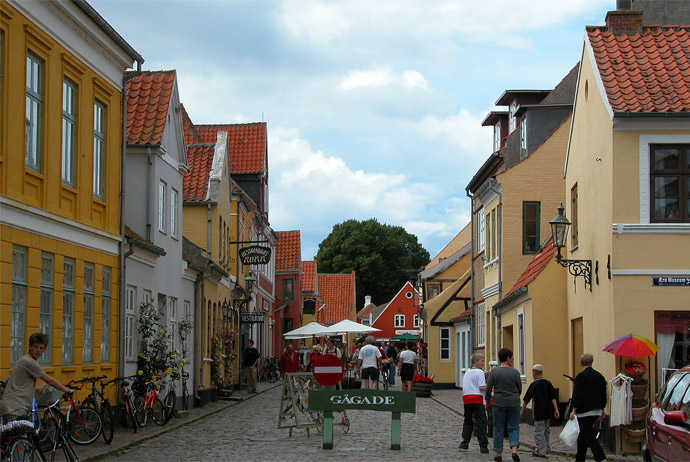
[485,348,522,462]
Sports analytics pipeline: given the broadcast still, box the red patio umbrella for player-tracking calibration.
[602,334,659,357]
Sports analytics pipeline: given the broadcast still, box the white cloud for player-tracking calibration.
[402,71,429,90]
[340,69,393,90]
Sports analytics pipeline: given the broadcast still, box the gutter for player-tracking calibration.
[613,111,690,118]
[488,181,503,354]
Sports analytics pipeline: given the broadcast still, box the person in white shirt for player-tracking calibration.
[397,342,418,392]
[460,353,489,453]
[357,336,382,389]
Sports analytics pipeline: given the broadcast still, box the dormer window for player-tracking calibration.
[509,101,517,132]
[493,121,501,152]
[520,115,528,159]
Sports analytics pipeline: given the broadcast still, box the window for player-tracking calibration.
[168,297,177,351]
[413,314,419,328]
[571,184,579,247]
[394,314,405,328]
[11,247,27,364]
[143,289,153,306]
[83,263,94,363]
[62,258,75,364]
[523,201,540,254]
[40,253,53,364]
[283,279,294,301]
[170,188,178,238]
[158,181,166,232]
[361,318,370,326]
[62,80,76,185]
[491,208,498,260]
[493,122,501,152]
[26,53,43,171]
[125,286,136,360]
[427,283,440,299]
[477,208,485,253]
[651,145,690,222]
[476,303,485,347]
[93,102,106,198]
[486,211,492,260]
[440,327,450,361]
[182,301,191,355]
[519,115,527,159]
[664,373,690,411]
[101,267,111,363]
[517,307,525,376]
[509,101,517,133]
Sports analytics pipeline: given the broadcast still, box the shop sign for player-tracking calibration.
[394,329,420,335]
[308,389,415,413]
[239,245,271,265]
[241,312,265,324]
[653,276,690,287]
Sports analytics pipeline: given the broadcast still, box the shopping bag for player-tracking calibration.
[559,416,580,447]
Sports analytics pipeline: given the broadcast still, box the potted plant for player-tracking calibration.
[411,373,434,397]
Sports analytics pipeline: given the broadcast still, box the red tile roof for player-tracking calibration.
[302,261,317,293]
[194,123,266,174]
[183,144,214,201]
[501,238,557,302]
[126,70,177,145]
[587,26,690,113]
[275,231,301,272]
[181,104,202,145]
[357,303,376,319]
[316,273,356,325]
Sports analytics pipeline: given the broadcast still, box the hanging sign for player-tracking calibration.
[241,312,265,324]
[653,276,690,287]
[239,245,272,265]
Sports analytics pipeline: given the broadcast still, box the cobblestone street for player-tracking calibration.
[98,384,581,462]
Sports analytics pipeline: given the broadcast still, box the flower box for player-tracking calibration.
[412,382,432,397]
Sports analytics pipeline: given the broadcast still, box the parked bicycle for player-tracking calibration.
[64,381,102,446]
[113,377,139,433]
[133,377,165,427]
[0,411,41,462]
[258,357,280,383]
[38,394,81,462]
[163,370,190,424]
[77,376,115,444]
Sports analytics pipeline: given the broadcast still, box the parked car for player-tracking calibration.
[644,366,690,461]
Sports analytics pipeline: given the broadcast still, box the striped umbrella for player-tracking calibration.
[602,334,659,357]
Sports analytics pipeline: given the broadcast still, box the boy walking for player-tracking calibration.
[459,353,489,453]
[521,364,560,458]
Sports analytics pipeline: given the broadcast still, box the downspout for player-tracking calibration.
[466,188,475,360]
[146,145,152,241]
[119,64,141,379]
[488,182,503,354]
[196,261,214,400]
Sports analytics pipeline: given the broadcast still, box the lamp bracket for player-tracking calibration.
[555,252,592,291]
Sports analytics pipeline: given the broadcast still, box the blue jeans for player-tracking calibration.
[492,405,520,453]
[388,363,396,384]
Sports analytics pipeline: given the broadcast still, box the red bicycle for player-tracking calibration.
[133,376,166,427]
[65,380,103,445]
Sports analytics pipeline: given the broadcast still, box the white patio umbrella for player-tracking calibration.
[319,319,381,336]
[283,321,327,339]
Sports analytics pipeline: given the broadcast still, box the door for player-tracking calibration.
[456,324,471,387]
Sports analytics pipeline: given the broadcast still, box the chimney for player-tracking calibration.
[606,1,643,36]
[364,295,371,306]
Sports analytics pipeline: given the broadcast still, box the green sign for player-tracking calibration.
[308,389,416,413]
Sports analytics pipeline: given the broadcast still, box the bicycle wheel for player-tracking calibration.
[67,406,102,445]
[181,385,189,411]
[164,388,176,423]
[100,401,115,444]
[150,397,165,426]
[134,396,147,427]
[37,408,62,452]
[341,415,350,433]
[8,436,40,462]
[268,369,279,383]
[123,396,138,434]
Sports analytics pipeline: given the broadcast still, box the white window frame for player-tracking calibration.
[93,101,106,198]
[517,307,526,378]
[440,327,450,361]
[158,181,167,233]
[493,122,501,152]
[83,263,94,363]
[509,100,517,132]
[62,258,75,365]
[143,289,153,306]
[39,253,53,364]
[125,285,136,360]
[476,302,485,347]
[169,297,178,351]
[170,188,178,238]
[11,247,27,365]
[394,314,405,328]
[26,53,42,171]
[478,208,485,253]
[413,314,419,328]
[520,115,527,159]
[182,300,191,355]
[62,79,76,185]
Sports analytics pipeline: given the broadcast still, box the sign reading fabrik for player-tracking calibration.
[239,245,271,265]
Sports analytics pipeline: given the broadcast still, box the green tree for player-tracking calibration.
[316,218,430,309]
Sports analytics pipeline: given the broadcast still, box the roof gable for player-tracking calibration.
[316,273,355,325]
[183,143,215,202]
[302,261,317,292]
[372,281,419,325]
[194,123,266,174]
[126,70,177,145]
[500,237,557,303]
[276,231,301,271]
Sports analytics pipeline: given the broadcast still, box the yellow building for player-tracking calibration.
[0,1,141,385]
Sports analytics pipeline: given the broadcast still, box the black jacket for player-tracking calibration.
[572,366,607,414]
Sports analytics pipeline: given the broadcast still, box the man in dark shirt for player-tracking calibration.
[569,353,608,462]
[521,364,559,457]
[243,340,261,393]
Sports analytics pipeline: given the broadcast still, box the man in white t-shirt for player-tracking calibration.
[357,336,382,389]
[397,342,418,392]
[460,353,489,453]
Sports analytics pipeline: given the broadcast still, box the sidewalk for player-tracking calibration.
[430,389,643,462]
[80,380,281,461]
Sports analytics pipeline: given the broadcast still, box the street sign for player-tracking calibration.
[311,354,344,386]
[653,276,690,286]
[239,245,272,265]
[241,312,265,324]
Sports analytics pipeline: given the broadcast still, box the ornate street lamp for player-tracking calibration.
[232,271,256,311]
[549,204,593,291]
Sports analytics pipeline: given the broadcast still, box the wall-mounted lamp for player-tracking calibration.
[233,270,257,311]
[549,204,593,291]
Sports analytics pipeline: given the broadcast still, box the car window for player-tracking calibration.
[680,384,690,416]
[664,373,690,411]
[660,373,685,405]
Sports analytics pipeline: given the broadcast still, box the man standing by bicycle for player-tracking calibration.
[0,333,73,421]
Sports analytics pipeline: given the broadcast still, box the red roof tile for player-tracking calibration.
[302,261,317,293]
[500,238,557,302]
[587,26,690,113]
[357,303,376,319]
[316,273,356,325]
[181,104,202,145]
[194,123,266,174]
[276,231,301,271]
[126,71,177,145]
[183,144,214,202]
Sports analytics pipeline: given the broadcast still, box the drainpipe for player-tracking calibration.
[146,145,152,241]
[196,261,215,401]
[488,182,503,354]
[466,188,476,361]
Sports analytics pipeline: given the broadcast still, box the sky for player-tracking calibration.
[88,0,614,260]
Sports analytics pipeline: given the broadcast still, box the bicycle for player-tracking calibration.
[133,377,165,427]
[38,395,81,462]
[163,371,189,423]
[78,376,115,444]
[1,411,41,462]
[63,381,102,446]
[258,357,280,383]
[113,377,139,433]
